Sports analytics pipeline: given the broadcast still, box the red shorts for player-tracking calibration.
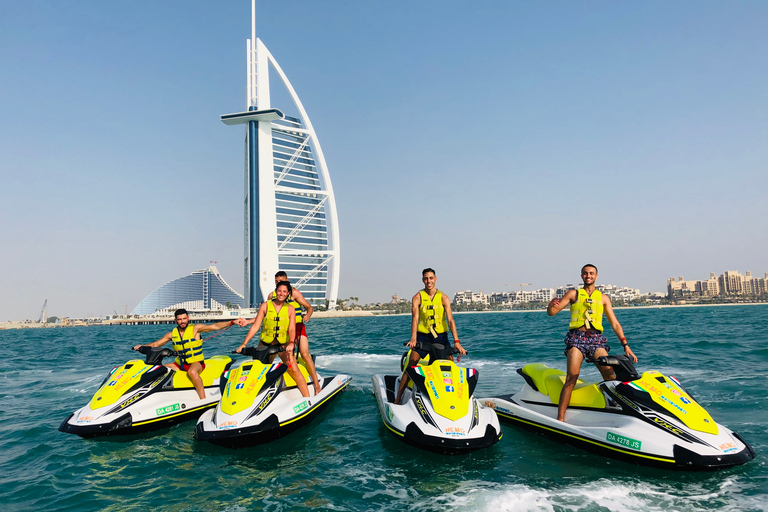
[174,361,205,372]
[295,322,307,340]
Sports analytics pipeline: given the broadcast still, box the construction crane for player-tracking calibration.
[505,283,532,293]
[38,299,48,323]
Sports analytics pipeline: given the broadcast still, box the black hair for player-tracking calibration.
[581,264,598,274]
[174,308,189,318]
[275,271,288,279]
[275,281,292,297]
[422,268,436,276]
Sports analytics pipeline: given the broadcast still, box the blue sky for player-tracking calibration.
[1,1,766,321]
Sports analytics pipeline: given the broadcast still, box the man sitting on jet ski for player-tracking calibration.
[132,309,243,400]
[546,264,638,422]
[235,281,311,398]
[394,267,466,405]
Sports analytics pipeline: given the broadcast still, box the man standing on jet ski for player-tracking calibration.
[132,309,241,400]
[546,264,638,422]
[394,268,466,405]
[236,281,311,398]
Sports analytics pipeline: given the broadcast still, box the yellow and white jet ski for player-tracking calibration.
[372,341,501,454]
[480,355,755,470]
[194,345,351,447]
[59,347,232,437]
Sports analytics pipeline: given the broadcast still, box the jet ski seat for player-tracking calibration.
[521,364,606,409]
[283,364,312,388]
[172,355,233,388]
[521,364,561,394]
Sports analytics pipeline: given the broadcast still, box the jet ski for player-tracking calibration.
[480,355,755,470]
[372,341,502,454]
[59,346,233,437]
[194,345,352,447]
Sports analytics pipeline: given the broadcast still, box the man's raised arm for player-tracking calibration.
[547,290,576,316]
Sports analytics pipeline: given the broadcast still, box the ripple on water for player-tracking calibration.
[0,309,766,511]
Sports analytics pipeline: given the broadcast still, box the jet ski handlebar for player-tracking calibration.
[589,354,640,381]
[233,344,285,364]
[405,341,467,359]
[132,346,180,366]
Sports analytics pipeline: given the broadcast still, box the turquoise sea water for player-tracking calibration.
[1,305,766,511]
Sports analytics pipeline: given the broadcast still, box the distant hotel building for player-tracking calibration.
[556,284,642,303]
[456,284,641,307]
[131,6,340,314]
[489,289,556,306]
[668,270,768,299]
[454,290,489,306]
[222,5,340,309]
[132,266,245,315]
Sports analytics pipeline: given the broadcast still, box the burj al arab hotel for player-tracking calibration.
[222,3,340,309]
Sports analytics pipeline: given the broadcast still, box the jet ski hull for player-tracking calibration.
[372,374,501,455]
[59,388,222,437]
[59,354,233,438]
[195,373,351,447]
[482,371,755,470]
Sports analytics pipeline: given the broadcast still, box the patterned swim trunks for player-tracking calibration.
[564,330,610,359]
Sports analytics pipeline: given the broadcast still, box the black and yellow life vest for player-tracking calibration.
[569,289,604,331]
[417,289,448,337]
[172,324,204,366]
[260,300,291,345]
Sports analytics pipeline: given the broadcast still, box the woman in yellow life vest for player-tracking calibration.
[394,268,466,405]
[546,264,638,422]
[133,308,242,400]
[264,271,321,395]
[236,282,310,398]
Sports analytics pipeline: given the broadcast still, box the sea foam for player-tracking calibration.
[426,477,768,512]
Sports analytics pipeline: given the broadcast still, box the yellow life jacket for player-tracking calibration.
[260,300,291,344]
[274,288,303,324]
[172,324,204,366]
[290,299,303,324]
[569,289,604,331]
[417,290,448,337]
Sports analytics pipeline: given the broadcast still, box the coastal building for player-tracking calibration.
[390,293,409,304]
[667,277,698,298]
[597,284,642,303]
[131,266,244,315]
[699,273,721,296]
[556,284,641,302]
[749,273,768,295]
[454,290,489,306]
[668,270,768,298]
[478,284,641,307]
[490,289,555,306]
[452,276,644,308]
[489,292,512,305]
[530,288,556,303]
[720,270,768,295]
[222,4,340,309]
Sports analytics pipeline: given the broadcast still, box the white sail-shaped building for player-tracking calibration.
[222,6,340,309]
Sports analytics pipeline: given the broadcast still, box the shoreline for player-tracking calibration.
[618,301,768,310]
[0,309,395,329]
[3,302,766,329]
[455,301,768,314]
